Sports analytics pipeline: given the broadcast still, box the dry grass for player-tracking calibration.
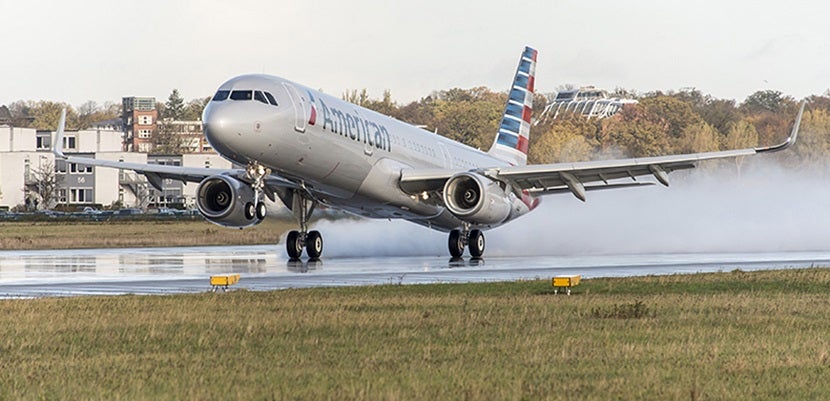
[0,219,293,249]
[2,268,830,400]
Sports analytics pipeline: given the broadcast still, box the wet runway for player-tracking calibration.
[2,245,830,298]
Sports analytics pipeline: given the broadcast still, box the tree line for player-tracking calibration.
[350,87,828,169]
[3,89,209,131]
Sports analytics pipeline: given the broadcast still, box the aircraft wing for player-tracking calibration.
[52,109,297,192]
[401,102,803,201]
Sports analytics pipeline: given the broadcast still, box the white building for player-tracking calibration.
[0,125,231,211]
[536,87,638,124]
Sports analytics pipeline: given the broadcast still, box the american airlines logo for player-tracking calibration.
[307,90,391,153]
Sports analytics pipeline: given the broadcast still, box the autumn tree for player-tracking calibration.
[529,115,599,164]
[599,104,671,157]
[789,108,830,167]
[30,101,79,130]
[394,96,437,129]
[741,90,790,114]
[725,118,759,175]
[697,98,741,137]
[678,121,720,154]
[430,87,504,150]
[639,96,703,148]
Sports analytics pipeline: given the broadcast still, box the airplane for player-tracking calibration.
[53,46,804,260]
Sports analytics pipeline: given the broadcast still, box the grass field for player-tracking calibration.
[0,218,293,250]
[3,268,830,400]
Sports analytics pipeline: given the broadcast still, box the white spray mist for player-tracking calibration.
[304,160,830,258]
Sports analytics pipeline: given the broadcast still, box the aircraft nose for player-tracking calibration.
[202,102,247,157]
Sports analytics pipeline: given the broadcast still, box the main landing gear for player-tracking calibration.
[448,226,485,258]
[285,190,322,260]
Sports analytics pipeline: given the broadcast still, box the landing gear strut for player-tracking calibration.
[448,226,485,258]
[245,162,270,221]
[285,189,322,260]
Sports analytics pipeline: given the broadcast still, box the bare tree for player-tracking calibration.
[152,120,187,154]
[25,160,63,210]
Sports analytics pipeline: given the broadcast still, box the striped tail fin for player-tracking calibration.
[488,46,537,166]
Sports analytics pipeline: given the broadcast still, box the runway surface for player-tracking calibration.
[2,245,830,298]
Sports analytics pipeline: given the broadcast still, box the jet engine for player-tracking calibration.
[196,175,262,228]
[442,172,511,225]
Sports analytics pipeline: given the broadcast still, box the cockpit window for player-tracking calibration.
[264,91,278,106]
[230,90,253,101]
[254,90,268,104]
[212,90,230,101]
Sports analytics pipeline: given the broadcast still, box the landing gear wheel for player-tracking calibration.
[448,229,465,258]
[286,230,303,260]
[256,202,267,220]
[244,202,256,220]
[469,229,485,258]
[306,230,323,259]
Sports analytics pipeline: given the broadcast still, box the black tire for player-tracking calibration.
[469,229,485,258]
[448,229,465,258]
[256,202,267,220]
[306,230,323,259]
[244,202,256,220]
[286,230,303,260]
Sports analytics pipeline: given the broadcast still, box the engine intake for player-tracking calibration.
[196,175,262,228]
[443,172,511,225]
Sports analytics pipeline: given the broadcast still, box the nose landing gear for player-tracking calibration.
[245,162,271,221]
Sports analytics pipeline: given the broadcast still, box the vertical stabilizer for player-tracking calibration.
[488,46,537,166]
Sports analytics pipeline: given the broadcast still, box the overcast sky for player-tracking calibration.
[2,0,828,108]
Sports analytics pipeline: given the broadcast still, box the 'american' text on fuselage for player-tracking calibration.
[317,98,391,153]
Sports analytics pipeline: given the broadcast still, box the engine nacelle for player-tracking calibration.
[196,175,262,228]
[443,172,511,225]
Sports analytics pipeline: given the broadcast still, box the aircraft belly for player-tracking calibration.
[263,130,370,198]
[348,157,444,220]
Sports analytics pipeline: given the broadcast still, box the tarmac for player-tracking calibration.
[2,245,830,298]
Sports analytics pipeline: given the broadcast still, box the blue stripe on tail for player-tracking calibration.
[488,46,537,166]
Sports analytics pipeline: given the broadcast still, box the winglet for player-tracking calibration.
[755,101,805,153]
[53,108,67,158]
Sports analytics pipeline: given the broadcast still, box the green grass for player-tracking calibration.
[0,219,293,249]
[3,268,830,400]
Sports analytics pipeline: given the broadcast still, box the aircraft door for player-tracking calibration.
[282,83,307,133]
[438,143,452,168]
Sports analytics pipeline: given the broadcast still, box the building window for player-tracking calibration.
[138,129,152,139]
[69,188,93,203]
[63,136,77,150]
[58,189,67,203]
[138,142,152,152]
[36,135,51,150]
[138,115,153,125]
[68,163,93,174]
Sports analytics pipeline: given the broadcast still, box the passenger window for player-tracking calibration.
[264,92,278,106]
[230,90,253,101]
[212,90,230,101]
[254,90,268,104]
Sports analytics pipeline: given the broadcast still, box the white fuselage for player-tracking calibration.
[202,74,533,232]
